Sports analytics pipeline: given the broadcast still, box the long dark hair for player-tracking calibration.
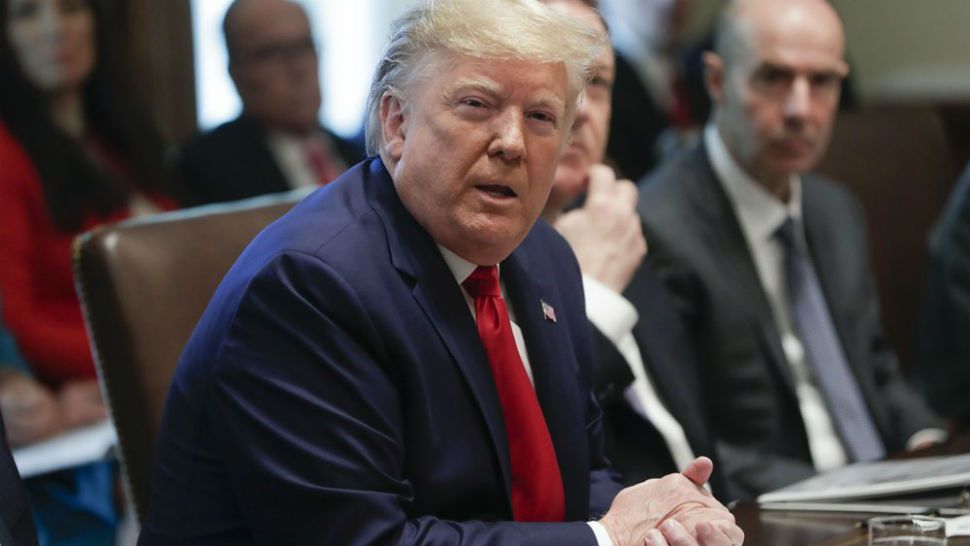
[0,0,171,232]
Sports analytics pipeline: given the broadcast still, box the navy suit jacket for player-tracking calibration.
[139,158,623,545]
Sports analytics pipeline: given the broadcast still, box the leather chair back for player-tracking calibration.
[74,191,305,522]
[816,106,960,369]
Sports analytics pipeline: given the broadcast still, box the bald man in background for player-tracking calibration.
[175,0,363,207]
[639,0,943,497]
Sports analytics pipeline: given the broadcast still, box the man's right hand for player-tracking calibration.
[598,457,744,546]
[553,164,647,294]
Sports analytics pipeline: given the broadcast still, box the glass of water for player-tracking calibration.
[869,515,947,545]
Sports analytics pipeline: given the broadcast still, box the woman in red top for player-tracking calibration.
[0,0,176,443]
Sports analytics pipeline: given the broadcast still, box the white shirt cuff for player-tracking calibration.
[906,428,948,451]
[587,521,615,546]
[583,275,638,345]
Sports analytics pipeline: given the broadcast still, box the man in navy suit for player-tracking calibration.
[175,0,363,207]
[540,0,728,498]
[139,1,741,545]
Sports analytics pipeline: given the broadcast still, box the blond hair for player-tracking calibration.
[364,0,605,156]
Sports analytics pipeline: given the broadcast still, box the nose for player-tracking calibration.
[784,76,812,121]
[488,109,527,162]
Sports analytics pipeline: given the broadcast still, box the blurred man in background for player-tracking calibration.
[175,0,362,206]
[639,0,943,497]
[918,161,970,429]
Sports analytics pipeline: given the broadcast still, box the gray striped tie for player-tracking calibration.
[777,218,886,462]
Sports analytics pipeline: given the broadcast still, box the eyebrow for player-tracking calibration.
[444,77,567,113]
[445,77,504,100]
[757,61,849,78]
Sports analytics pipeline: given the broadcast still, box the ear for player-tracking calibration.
[380,91,408,163]
[702,51,726,106]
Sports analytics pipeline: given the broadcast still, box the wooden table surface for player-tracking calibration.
[733,502,970,546]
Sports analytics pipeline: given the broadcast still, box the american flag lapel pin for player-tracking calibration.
[540,299,557,323]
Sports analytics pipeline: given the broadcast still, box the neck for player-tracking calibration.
[755,173,793,203]
[715,123,794,203]
[49,89,85,138]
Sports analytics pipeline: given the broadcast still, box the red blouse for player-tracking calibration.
[0,119,175,385]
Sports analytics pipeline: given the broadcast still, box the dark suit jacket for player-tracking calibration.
[589,261,729,499]
[0,414,39,546]
[174,116,364,207]
[638,143,940,498]
[918,161,970,423]
[139,158,623,545]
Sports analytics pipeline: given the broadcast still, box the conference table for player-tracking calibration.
[734,431,970,545]
[733,502,970,546]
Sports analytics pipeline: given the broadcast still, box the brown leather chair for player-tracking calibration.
[73,190,306,522]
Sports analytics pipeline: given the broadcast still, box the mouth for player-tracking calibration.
[475,184,517,199]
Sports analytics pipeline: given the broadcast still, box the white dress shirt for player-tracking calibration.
[438,246,614,546]
[266,130,347,190]
[583,276,698,473]
[265,130,320,190]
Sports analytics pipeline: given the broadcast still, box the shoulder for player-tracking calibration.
[802,172,866,224]
[178,117,265,161]
[638,144,711,215]
[520,219,581,278]
[638,145,714,242]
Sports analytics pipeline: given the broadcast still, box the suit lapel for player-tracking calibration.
[687,145,796,392]
[365,161,514,508]
[500,245,587,519]
[801,180,865,392]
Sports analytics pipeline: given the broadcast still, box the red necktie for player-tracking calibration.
[461,265,565,522]
[304,138,341,185]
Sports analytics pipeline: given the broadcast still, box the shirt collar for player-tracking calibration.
[438,245,499,285]
[704,124,803,246]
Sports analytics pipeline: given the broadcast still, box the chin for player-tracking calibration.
[464,219,531,261]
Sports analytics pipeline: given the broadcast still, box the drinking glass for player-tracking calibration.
[868,515,947,546]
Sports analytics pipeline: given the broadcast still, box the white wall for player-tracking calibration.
[834,0,970,102]
[680,0,970,103]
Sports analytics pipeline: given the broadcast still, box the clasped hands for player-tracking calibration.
[599,457,744,546]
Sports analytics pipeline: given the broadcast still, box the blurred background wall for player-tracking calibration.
[123,0,970,146]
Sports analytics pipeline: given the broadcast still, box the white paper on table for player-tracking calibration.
[949,514,970,537]
[11,419,117,478]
